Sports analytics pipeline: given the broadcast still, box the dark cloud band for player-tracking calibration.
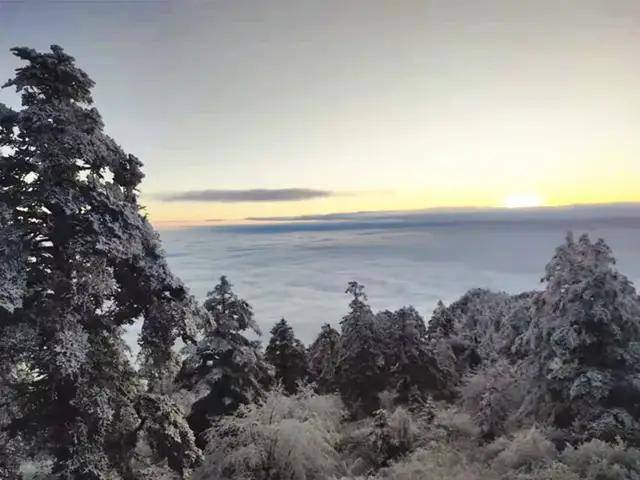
[159,188,334,203]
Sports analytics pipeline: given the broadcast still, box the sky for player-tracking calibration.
[1,0,640,224]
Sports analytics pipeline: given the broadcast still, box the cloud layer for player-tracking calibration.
[244,203,640,224]
[159,188,334,203]
[231,203,640,234]
[120,203,640,353]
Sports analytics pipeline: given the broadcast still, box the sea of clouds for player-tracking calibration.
[142,204,640,346]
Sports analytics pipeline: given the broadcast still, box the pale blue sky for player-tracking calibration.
[2,1,640,223]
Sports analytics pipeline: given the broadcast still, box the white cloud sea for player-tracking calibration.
[136,204,640,347]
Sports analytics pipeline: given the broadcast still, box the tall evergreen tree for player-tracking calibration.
[521,233,640,444]
[265,318,308,394]
[177,276,272,447]
[308,323,341,394]
[336,282,385,416]
[0,46,200,479]
[426,300,455,340]
[378,306,447,403]
[424,291,523,396]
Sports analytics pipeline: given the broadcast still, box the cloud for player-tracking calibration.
[227,203,640,234]
[245,212,366,222]
[123,201,640,352]
[245,203,640,224]
[151,204,640,346]
[158,188,335,203]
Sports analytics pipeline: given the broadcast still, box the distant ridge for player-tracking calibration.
[182,202,640,234]
[244,202,640,223]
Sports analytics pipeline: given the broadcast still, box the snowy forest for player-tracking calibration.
[2,46,640,480]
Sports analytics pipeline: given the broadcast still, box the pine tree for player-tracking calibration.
[423,301,464,397]
[378,306,447,403]
[202,275,256,334]
[426,300,455,340]
[177,276,272,447]
[424,291,526,396]
[0,46,200,479]
[336,282,385,416]
[521,233,640,444]
[265,318,308,394]
[308,323,341,394]
[366,409,406,469]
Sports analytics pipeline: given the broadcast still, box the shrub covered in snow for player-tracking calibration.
[194,386,345,480]
[560,438,640,480]
[460,360,525,438]
[489,427,557,473]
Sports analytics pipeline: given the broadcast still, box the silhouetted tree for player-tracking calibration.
[308,323,341,394]
[378,307,447,403]
[265,318,308,394]
[336,282,385,416]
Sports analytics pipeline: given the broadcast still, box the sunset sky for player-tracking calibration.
[2,1,640,225]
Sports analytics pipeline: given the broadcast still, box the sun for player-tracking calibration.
[503,193,544,209]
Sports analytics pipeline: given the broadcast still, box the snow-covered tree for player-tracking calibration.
[363,408,416,469]
[194,386,344,480]
[426,300,455,340]
[425,290,533,399]
[202,275,256,334]
[0,202,28,479]
[0,45,200,479]
[0,195,25,316]
[519,233,640,444]
[336,282,385,416]
[460,360,525,439]
[134,393,202,478]
[177,276,272,447]
[308,323,341,394]
[433,289,514,367]
[453,289,533,365]
[378,307,448,403]
[265,318,308,394]
[0,363,25,480]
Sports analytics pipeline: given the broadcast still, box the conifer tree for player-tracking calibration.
[379,306,447,403]
[521,233,640,444]
[0,46,200,479]
[336,282,385,416]
[177,276,272,447]
[265,318,308,394]
[426,300,455,340]
[308,323,341,394]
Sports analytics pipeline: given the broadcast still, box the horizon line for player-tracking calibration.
[151,201,640,230]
